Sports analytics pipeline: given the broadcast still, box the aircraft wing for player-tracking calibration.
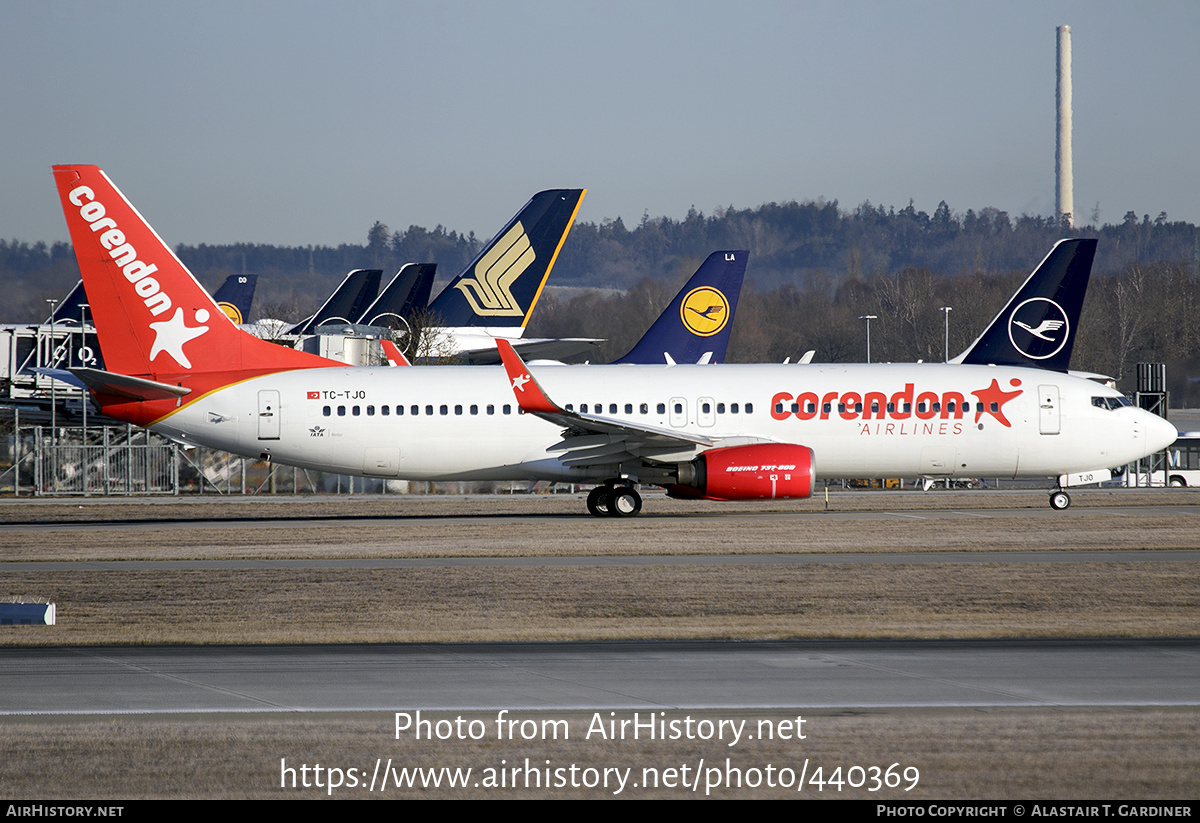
[462,336,604,365]
[496,339,718,468]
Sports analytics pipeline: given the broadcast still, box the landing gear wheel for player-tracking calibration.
[587,486,612,517]
[1049,490,1071,510]
[607,487,642,517]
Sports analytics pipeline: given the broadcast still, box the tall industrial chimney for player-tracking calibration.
[1056,25,1073,228]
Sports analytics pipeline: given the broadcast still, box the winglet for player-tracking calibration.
[381,339,411,367]
[495,339,561,413]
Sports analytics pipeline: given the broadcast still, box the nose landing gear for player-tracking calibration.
[586,484,643,517]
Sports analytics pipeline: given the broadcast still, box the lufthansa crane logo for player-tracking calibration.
[680,287,730,337]
[453,221,535,317]
[1007,297,1069,360]
[217,301,242,324]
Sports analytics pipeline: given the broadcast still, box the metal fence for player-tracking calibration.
[31,426,179,495]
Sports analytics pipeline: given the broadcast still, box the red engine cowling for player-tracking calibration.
[667,444,815,501]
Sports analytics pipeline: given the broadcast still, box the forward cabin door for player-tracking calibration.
[1038,385,1060,435]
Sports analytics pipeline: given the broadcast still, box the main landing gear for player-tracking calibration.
[586,484,643,517]
[1049,489,1071,510]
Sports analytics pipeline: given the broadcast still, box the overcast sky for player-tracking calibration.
[3,0,1198,248]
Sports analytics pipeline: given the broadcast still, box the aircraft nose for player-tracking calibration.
[1146,412,1178,451]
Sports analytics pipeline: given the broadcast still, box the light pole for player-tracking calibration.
[940,306,952,363]
[79,303,89,444]
[46,299,58,441]
[858,315,877,363]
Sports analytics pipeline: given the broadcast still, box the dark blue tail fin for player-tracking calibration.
[616,251,747,365]
[288,269,382,335]
[358,263,437,326]
[957,238,1096,372]
[427,189,585,330]
[212,274,258,325]
[47,280,90,325]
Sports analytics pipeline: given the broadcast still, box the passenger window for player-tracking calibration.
[731,403,739,414]
[353,406,361,416]
[323,406,331,417]
[440,405,448,415]
[702,402,711,414]
[470,405,478,415]
[454,405,462,415]
[337,406,346,416]
[640,403,648,414]
[397,406,404,416]
[673,402,683,414]
[822,403,831,414]
[717,403,725,414]
[381,406,389,416]
[425,405,433,416]
[367,405,375,416]
[854,403,862,413]
[566,404,574,411]
[610,404,618,414]
[745,403,753,414]
[657,403,666,414]
[790,403,798,414]
[775,403,784,414]
[625,403,633,414]
[487,405,494,415]
[503,404,512,415]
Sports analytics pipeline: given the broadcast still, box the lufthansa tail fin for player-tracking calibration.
[211,274,258,325]
[427,189,585,331]
[956,238,1097,372]
[615,251,748,365]
[358,263,437,326]
[52,165,329,393]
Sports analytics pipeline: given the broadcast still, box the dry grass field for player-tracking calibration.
[1,490,1197,799]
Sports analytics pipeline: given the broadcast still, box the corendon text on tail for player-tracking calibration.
[51,165,1177,516]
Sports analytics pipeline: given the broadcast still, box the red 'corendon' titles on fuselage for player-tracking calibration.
[771,377,1025,434]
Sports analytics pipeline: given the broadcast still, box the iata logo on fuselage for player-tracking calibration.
[680,287,729,337]
[771,379,1024,433]
[67,184,210,370]
[453,221,534,317]
[1008,297,1069,360]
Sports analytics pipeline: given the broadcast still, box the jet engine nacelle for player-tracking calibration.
[668,443,815,501]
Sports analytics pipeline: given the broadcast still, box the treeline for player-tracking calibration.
[3,200,1198,401]
[529,259,1200,406]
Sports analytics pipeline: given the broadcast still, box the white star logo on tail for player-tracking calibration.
[511,373,531,392]
[1015,319,1065,341]
[149,308,210,369]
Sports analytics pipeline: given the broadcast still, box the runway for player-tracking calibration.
[3,639,1197,715]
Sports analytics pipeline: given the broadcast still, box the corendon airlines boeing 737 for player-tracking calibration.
[51,165,1176,516]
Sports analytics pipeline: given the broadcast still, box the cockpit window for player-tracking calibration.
[1092,396,1132,411]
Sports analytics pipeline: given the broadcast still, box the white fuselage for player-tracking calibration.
[150,361,1176,484]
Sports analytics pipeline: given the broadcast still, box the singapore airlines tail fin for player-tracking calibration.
[956,238,1097,372]
[427,189,586,333]
[615,250,748,365]
[51,165,330,389]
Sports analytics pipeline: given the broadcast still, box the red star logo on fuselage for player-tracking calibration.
[971,378,1023,428]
